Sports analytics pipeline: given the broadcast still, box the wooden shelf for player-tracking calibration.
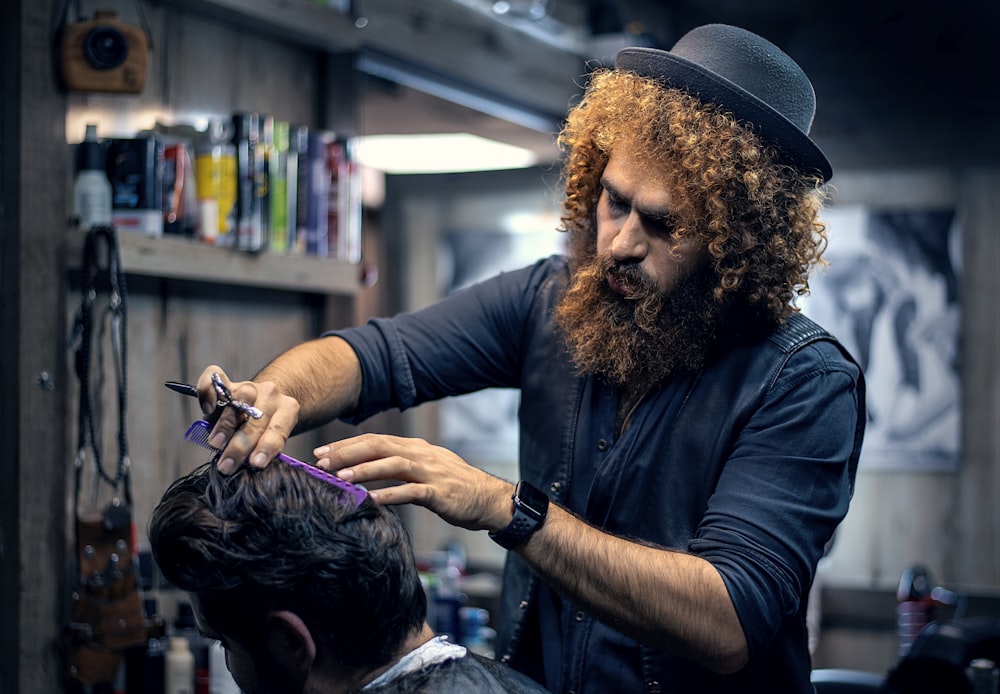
[69,232,360,296]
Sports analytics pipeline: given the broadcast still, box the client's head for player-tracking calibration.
[149,461,427,694]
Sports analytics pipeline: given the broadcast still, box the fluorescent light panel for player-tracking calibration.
[353,133,538,174]
[356,50,561,134]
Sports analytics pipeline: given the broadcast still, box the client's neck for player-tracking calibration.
[347,623,436,692]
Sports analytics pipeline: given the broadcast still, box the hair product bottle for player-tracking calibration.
[165,636,195,694]
[174,601,211,693]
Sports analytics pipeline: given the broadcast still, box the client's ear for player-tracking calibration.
[264,610,317,681]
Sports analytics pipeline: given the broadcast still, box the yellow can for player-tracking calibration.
[195,144,237,245]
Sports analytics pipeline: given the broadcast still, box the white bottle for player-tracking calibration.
[73,123,113,230]
[165,636,195,694]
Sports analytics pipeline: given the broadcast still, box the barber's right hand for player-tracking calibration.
[195,365,301,474]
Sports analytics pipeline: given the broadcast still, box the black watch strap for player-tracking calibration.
[489,481,549,550]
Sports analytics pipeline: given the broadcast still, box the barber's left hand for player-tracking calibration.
[314,433,513,532]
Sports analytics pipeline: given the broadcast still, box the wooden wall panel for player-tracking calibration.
[8,1,72,691]
[954,169,1000,587]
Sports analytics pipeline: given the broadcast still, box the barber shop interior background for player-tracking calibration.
[2,0,998,690]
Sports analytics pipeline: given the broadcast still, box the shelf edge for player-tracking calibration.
[67,232,361,296]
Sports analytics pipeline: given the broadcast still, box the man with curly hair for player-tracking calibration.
[148,461,551,693]
[191,24,865,693]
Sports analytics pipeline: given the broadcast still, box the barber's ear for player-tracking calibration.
[264,610,317,680]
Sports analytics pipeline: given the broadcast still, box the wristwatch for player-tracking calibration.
[489,480,549,550]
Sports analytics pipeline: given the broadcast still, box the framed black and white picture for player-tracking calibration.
[804,205,962,471]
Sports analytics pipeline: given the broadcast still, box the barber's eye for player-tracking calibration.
[651,218,676,236]
[606,194,629,215]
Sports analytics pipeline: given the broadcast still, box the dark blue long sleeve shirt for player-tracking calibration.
[331,256,864,693]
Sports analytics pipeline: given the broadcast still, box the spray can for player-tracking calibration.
[268,120,291,254]
[970,658,1000,694]
[73,123,113,230]
[107,136,164,236]
[897,565,935,656]
[195,142,237,245]
[232,112,265,252]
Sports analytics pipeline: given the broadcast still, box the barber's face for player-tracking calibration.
[595,145,707,295]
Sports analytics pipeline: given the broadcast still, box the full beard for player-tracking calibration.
[554,250,726,390]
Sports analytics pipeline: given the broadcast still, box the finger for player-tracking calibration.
[337,456,424,488]
[218,384,300,473]
[195,365,228,415]
[315,435,514,531]
[208,400,248,448]
[213,413,254,474]
[366,482,427,507]
[241,381,300,467]
[314,434,415,474]
[206,378,259,474]
[245,407,298,469]
[205,375,255,435]
[365,470,514,532]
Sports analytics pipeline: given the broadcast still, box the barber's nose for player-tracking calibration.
[611,215,648,261]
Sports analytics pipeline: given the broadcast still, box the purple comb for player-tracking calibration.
[183,420,368,508]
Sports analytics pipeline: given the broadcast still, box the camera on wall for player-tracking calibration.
[60,10,149,94]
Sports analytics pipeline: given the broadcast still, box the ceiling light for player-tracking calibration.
[492,0,551,21]
[356,49,562,133]
[353,133,538,174]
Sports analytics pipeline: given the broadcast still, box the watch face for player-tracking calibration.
[515,481,548,519]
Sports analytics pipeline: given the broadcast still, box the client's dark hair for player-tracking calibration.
[149,461,427,675]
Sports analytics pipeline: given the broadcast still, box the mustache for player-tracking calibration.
[600,257,659,299]
[567,254,665,336]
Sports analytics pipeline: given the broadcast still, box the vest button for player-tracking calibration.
[519,600,530,609]
[596,438,608,451]
[575,611,585,622]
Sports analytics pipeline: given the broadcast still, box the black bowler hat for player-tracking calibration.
[616,24,832,182]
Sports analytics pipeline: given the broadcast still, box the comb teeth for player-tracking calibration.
[182,420,368,508]
[184,420,216,450]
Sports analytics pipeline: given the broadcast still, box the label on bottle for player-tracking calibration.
[74,171,113,229]
[196,146,237,244]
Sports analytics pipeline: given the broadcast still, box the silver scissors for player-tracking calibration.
[164,372,264,420]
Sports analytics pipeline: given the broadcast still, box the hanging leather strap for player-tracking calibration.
[69,224,132,522]
[65,225,147,685]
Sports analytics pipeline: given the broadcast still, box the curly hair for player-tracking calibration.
[558,68,829,323]
[148,462,426,675]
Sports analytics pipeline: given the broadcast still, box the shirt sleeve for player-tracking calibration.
[326,256,563,424]
[688,339,862,658]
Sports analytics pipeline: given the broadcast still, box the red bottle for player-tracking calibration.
[897,565,937,656]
